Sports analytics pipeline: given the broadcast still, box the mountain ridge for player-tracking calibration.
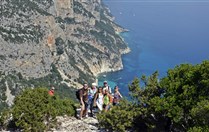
[0,0,130,108]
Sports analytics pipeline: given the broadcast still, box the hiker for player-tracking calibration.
[48,86,55,96]
[103,89,113,112]
[79,83,89,119]
[88,83,97,117]
[102,81,111,94]
[93,87,104,111]
[113,86,123,106]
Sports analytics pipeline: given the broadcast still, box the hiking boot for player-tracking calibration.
[82,114,88,118]
[77,117,83,120]
[92,113,95,117]
[89,113,95,117]
[88,113,92,117]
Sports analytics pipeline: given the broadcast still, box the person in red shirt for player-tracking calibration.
[48,86,55,96]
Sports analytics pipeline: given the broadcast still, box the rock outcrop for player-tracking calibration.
[0,0,130,108]
[53,116,99,132]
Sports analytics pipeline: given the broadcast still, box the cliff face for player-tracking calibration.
[0,0,129,107]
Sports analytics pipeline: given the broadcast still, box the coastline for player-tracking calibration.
[92,0,131,83]
[95,31,131,85]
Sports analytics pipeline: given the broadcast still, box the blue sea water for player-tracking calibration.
[98,0,209,97]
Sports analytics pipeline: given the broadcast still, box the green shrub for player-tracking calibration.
[97,61,209,131]
[95,21,115,35]
[64,17,75,24]
[10,88,75,131]
[55,37,65,55]
[52,97,76,116]
[97,100,138,132]
[73,1,94,18]
[188,126,209,132]
[0,109,12,130]
[191,100,209,127]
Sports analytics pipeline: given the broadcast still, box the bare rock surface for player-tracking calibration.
[0,0,129,108]
[54,116,100,132]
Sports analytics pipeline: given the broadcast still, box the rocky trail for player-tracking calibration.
[52,108,103,132]
[53,116,99,132]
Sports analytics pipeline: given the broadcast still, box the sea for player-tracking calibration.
[98,0,209,97]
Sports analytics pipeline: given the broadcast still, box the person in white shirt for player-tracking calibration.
[102,81,111,94]
[93,87,104,111]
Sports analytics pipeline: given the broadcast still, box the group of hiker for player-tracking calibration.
[48,81,123,120]
[78,81,123,119]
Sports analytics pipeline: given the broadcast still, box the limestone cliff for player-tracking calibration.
[0,0,130,108]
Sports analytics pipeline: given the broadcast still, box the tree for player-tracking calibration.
[97,100,138,132]
[97,60,209,131]
[97,72,163,131]
[160,61,209,130]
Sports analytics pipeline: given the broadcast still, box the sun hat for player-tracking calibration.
[92,83,97,86]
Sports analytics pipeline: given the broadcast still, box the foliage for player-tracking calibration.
[95,21,115,35]
[159,61,209,130]
[0,109,13,130]
[0,0,53,43]
[91,20,127,52]
[97,100,139,132]
[55,37,65,55]
[0,24,44,44]
[0,77,8,110]
[10,0,51,16]
[188,126,209,132]
[97,61,209,131]
[51,97,76,116]
[190,100,209,127]
[90,30,115,51]
[0,63,79,109]
[73,1,94,18]
[0,88,76,131]
[64,17,75,24]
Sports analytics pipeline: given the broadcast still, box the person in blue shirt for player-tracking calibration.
[88,83,97,117]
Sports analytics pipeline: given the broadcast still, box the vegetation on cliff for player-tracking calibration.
[0,0,129,110]
[1,61,208,131]
[0,88,76,131]
[97,60,209,131]
[0,64,77,110]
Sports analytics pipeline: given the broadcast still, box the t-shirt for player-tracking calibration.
[113,92,121,103]
[79,88,88,102]
[103,86,112,94]
[88,88,97,99]
[103,94,113,105]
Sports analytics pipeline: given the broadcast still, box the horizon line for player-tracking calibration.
[104,1,209,3]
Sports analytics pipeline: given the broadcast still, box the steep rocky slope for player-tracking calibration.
[0,0,130,108]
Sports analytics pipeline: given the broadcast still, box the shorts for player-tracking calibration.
[89,99,94,109]
[80,101,88,109]
[103,104,111,110]
[113,102,119,106]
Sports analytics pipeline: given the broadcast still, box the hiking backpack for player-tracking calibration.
[76,89,81,100]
